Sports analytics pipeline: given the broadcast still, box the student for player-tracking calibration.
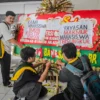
[50,43,92,100]
[0,11,23,87]
[11,47,51,100]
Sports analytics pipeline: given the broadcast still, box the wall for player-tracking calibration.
[0,0,100,15]
[0,1,40,14]
[71,0,100,10]
[0,1,40,22]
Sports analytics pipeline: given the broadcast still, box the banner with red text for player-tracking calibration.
[17,11,100,51]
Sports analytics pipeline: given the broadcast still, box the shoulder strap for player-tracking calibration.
[66,64,83,77]
[0,35,3,39]
[80,56,89,71]
[0,22,9,39]
[3,22,9,30]
[11,66,37,81]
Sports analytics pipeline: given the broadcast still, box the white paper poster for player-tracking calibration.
[59,20,94,47]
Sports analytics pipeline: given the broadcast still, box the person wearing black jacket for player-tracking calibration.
[50,43,92,100]
[11,47,51,100]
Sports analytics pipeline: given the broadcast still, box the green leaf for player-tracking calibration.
[98,25,100,30]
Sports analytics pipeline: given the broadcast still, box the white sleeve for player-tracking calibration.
[0,23,13,41]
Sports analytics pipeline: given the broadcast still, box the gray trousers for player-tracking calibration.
[17,82,42,100]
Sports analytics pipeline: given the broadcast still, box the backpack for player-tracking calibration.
[0,22,9,58]
[0,35,4,58]
[66,56,100,100]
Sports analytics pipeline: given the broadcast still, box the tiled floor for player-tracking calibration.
[0,56,66,100]
[0,71,55,100]
[0,63,16,100]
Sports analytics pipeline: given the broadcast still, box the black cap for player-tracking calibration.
[6,11,16,17]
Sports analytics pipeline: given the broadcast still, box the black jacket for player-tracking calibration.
[13,61,40,95]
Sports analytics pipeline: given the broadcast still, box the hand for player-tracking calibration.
[46,61,51,69]
[56,60,63,66]
[17,23,21,30]
[18,42,23,48]
[56,65,62,70]
[42,59,48,64]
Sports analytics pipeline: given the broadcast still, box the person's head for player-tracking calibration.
[61,43,77,62]
[20,47,36,63]
[5,11,16,25]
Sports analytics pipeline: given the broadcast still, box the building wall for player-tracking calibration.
[0,0,100,15]
[71,0,100,10]
[0,1,40,14]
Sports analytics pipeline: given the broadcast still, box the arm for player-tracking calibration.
[33,60,47,68]
[8,38,23,48]
[56,60,65,67]
[0,23,23,48]
[59,67,70,82]
[83,55,92,70]
[56,60,67,70]
[38,62,51,82]
[33,62,44,68]
[56,60,69,82]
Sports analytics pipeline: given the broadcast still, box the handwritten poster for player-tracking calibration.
[59,20,93,47]
[20,16,47,44]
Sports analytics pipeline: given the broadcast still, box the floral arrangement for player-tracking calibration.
[36,0,73,15]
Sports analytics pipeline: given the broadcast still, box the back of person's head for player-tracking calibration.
[20,47,36,62]
[62,43,77,59]
[6,11,16,17]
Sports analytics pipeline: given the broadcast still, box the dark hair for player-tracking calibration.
[6,11,16,17]
[61,43,77,59]
[20,47,36,61]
